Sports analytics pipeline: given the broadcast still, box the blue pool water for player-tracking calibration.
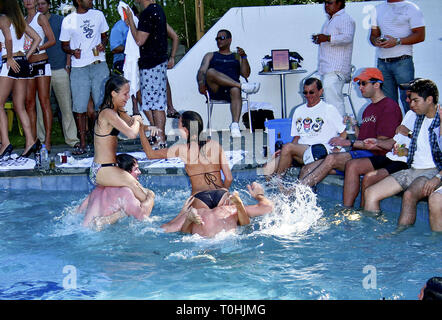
[0,177,440,300]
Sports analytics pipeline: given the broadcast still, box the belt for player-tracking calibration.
[378,55,411,63]
[92,60,101,65]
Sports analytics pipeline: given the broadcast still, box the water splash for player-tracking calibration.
[256,177,323,238]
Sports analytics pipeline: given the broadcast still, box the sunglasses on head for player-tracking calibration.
[357,80,382,86]
[215,36,228,41]
[303,90,316,95]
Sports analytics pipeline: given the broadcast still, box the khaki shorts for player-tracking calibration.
[391,167,441,190]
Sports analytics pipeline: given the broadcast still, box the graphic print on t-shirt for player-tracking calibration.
[296,117,325,134]
[80,20,95,39]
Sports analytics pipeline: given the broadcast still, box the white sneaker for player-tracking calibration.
[241,82,260,94]
[230,122,242,138]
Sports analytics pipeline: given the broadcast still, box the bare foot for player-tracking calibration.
[187,207,204,225]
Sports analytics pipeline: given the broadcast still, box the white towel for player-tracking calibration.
[241,101,276,114]
[118,1,140,98]
[0,154,35,171]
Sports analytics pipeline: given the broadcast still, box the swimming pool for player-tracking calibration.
[0,177,440,300]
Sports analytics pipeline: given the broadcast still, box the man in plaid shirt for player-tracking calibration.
[364,79,442,232]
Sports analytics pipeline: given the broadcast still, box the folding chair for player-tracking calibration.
[205,90,252,137]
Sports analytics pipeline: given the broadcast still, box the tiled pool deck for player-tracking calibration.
[0,130,429,225]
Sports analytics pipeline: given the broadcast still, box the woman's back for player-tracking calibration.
[183,139,232,194]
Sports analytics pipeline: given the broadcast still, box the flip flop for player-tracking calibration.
[167,110,180,118]
[72,145,87,156]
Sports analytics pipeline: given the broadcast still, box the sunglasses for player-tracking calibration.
[303,90,317,95]
[357,80,382,86]
[215,36,228,41]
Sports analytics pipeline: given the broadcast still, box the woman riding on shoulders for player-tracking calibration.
[90,74,157,204]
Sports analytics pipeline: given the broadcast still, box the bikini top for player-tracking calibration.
[94,110,120,138]
[187,170,223,189]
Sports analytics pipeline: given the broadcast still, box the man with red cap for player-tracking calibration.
[298,67,402,188]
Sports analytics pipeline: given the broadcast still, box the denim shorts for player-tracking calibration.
[70,62,110,113]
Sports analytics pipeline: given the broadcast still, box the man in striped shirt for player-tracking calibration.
[313,0,355,116]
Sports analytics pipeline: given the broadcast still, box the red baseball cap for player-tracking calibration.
[354,68,384,82]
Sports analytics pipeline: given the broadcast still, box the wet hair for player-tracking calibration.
[180,111,206,148]
[409,78,439,104]
[116,154,137,173]
[0,0,27,39]
[99,74,130,112]
[218,29,232,39]
[422,277,442,300]
[304,77,323,91]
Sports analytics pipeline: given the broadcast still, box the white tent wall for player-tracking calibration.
[165,0,441,133]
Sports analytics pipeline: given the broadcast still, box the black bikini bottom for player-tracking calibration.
[193,189,227,209]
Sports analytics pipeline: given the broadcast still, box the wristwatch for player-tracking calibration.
[396,38,401,45]
[350,139,356,148]
[435,173,442,180]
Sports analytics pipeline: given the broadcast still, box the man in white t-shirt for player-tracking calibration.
[313,0,355,116]
[60,0,110,155]
[370,0,425,115]
[263,77,346,176]
[364,79,442,233]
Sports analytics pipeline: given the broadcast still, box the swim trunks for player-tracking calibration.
[193,189,228,209]
[88,161,118,186]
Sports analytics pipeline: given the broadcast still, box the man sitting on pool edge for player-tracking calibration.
[76,154,155,231]
[161,182,274,238]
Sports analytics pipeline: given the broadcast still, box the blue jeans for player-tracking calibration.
[70,62,110,113]
[377,56,414,115]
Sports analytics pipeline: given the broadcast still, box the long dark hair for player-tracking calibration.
[0,0,27,39]
[180,111,206,148]
[99,74,129,113]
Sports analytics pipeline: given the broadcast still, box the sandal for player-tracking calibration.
[167,110,180,119]
[72,145,87,156]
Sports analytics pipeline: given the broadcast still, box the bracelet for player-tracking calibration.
[241,55,247,59]
[255,193,264,197]
[65,65,71,69]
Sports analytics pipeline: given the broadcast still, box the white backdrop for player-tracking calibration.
[165,0,441,132]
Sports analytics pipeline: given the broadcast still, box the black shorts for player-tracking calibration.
[208,86,232,102]
[368,155,409,174]
[29,59,51,78]
[0,56,31,79]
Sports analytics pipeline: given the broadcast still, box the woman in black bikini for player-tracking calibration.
[139,110,233,209]
[90,75,158,204]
